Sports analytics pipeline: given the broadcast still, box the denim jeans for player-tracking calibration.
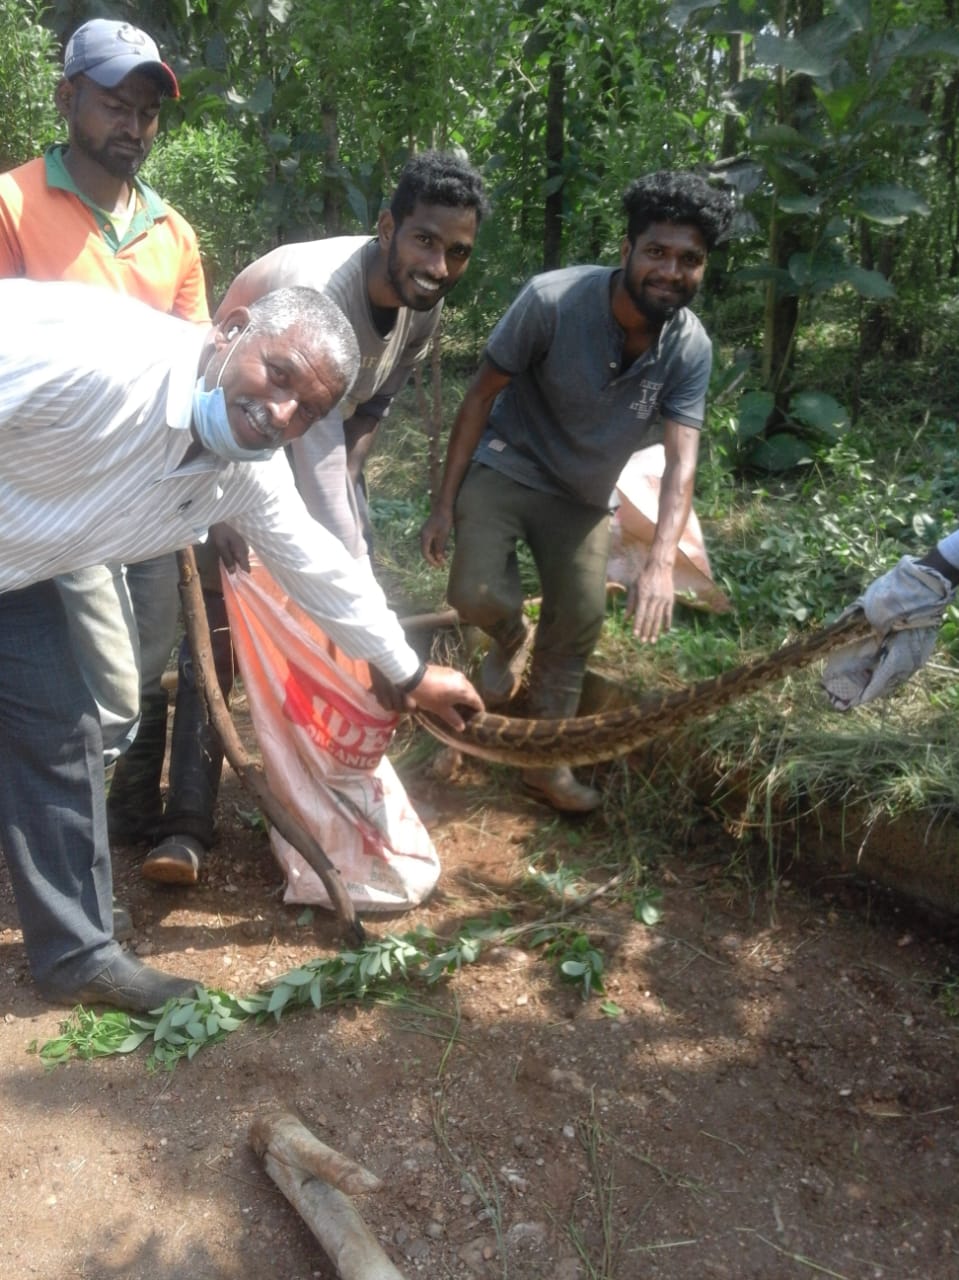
[0,581,121,989]
[55,553,180,760]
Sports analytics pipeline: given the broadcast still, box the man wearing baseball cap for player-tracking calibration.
[63,17,180,96]
[0,19,209,939]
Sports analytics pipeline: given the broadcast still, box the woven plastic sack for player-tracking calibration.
[220,559,439,911]
[609,444,732,614]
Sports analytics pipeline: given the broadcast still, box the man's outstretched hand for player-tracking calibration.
[626,563,675,644]
[420,507,454,568]
[210,522,251,574]
[404,665,484,731]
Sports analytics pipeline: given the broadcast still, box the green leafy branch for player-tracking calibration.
[29,917,515,1070]
[531,926,606,1000]
[31,869,655,1068]
[31,929,456,1070]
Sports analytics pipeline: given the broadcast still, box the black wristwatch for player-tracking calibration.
[398,662,428,694]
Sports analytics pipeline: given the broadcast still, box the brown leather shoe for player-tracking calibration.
[142,835,203,885]
[523,766,601,813]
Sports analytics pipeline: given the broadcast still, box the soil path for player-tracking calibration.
[2,731,957,1279]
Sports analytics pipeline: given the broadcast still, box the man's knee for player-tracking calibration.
[448,569,517,630]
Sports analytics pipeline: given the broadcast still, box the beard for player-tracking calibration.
[72,124,147,180]
[385,236,446,313]
[622,249,697,325]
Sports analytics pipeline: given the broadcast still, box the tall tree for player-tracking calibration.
[672,0,959,462]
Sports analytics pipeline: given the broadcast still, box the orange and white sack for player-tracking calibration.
[608,444,732,614]
[220,559,439,912]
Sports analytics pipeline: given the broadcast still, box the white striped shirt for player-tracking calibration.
[0,279,421,684]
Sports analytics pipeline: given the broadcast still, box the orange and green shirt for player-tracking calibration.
[0,145,209,322]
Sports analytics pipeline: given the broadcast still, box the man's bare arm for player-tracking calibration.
[419,358,512,566]
[627,420,700,643]
[344,412,381,486]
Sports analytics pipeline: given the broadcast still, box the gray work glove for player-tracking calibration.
[860,556,955,632]
[822,557,954,711]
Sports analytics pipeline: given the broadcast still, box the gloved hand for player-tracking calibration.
[822,628,939,710]
[860,556,954,632]
[822,556,954,710]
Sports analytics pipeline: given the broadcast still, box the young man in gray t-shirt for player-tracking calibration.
[422,171,733,813]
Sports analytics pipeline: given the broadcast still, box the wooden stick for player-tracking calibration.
[161,606,460,696]
[396,607,460,632]
[175,548,366,945]
[250,1112,408,1280]
[250,1112,382,1196]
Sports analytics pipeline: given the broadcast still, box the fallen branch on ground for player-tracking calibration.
[251,1110,407,1280]
[32,873,635,1067]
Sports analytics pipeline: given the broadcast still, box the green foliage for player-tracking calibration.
[936,972,959,1019]
[632,886,663,926]
[33,930,454,1069]
[599,999,624,1018]
[531,926,606,999]
[144,120,271,301]
[35,909,611,1068]
[723,385,851,471]
[0,0,59,170]
[29,1007,151,1063]
[671,0,959,441]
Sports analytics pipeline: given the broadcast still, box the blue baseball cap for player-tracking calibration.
[63,19,179,99]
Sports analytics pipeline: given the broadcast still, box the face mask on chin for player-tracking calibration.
[191,381,275,462]
[192,327,275,463]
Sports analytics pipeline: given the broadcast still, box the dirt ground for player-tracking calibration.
[2,707,959,1280]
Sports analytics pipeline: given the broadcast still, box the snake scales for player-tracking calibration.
[414,610,872,768]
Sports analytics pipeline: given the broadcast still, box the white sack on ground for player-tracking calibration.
[609,444,732,615]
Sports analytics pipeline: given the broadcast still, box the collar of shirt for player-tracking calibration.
[44,143,168,251]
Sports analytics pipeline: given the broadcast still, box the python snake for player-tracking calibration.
[414,610,871,768]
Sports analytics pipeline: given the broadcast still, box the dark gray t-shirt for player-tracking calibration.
[474,265,712,510]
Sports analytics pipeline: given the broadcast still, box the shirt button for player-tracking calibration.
[176,500,193,514]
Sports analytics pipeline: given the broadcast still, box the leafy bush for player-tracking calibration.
[144,120,273,303]
[0,0,59,171]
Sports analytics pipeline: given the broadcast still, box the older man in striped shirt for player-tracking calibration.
[0,278,481,1012]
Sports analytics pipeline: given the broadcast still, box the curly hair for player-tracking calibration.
[390,151,490,227]
[622,172,734,250]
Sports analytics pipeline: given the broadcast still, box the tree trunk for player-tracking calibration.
[763,0,822,409]
[543,53,565,270]
[762,210,802,405]
[721,33,744,160]
[321,103,343,235]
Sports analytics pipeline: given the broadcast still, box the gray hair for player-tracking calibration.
[247,286,360,396]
